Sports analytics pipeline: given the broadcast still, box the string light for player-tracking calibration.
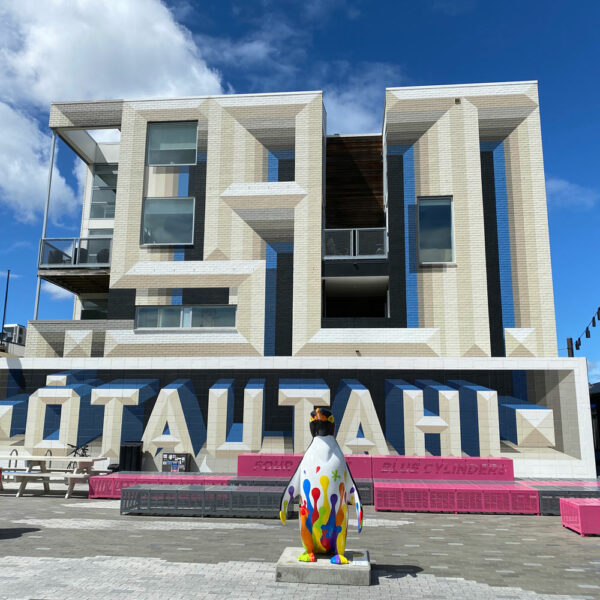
[568,305,600,356]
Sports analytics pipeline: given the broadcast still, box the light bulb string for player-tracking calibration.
[572,306,600,351]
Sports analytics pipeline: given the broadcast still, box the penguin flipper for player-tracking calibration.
[348,474,364,533]
[279,463,301,524]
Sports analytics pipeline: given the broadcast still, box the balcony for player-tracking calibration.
[135,305,237,329]
[39,237,112,268]
[323,228,387,259]
[38,237,111,294]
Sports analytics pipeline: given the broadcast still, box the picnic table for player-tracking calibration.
[0,455,108,498]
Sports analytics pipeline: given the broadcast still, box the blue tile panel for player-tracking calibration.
[447,379,492,457]
[40,382,104,446]
[512,370,528,402]
[331,379,368,440]
[268,150,295,182]
[278,379,329,390]
[384,379,420,454]
[268,152,278,182]
[0,394,28,436]
[388,145,418,327]
[415,379,456,456]
[177,166,189,197]
[43,405,61,440]
[481,141,514,331]
[96,379,159,446]
[497,395,551,444]
[264,245,278,356]
[163,379,206,455]
[263,243,293,356]
[210,379,266,445]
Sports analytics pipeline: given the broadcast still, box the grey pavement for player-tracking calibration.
[1,483,599,599]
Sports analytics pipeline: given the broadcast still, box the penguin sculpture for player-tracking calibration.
[279,407,363,564]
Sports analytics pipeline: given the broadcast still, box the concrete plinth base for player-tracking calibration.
[275,547,371,586]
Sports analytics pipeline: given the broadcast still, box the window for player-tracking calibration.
[88,229,113,237]
[81,298,108,320]
[141,197,195,245]
[90,164,117,219]
[417,197,454,264]
[146,121,198,166]
[135,305,237,329]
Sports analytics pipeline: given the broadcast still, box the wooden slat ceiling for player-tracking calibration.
[325,135,385,228]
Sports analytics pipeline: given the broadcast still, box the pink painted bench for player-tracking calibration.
[237,454,301,478]
[372,456,514,481]
[237,454,514,481]
[236,454,373,479]
[560,498,600,536]
[89,473,232,499]
[374,481,538,514]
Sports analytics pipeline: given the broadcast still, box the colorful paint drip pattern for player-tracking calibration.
[281,466,363,563]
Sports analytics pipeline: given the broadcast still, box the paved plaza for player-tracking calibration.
[1,484,599,599]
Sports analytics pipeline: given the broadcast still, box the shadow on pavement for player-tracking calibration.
[0,527,41,540]
[371,564,423,584]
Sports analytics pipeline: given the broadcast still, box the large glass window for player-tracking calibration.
[417,197,454,264]
[90,164,117,219]
[141,197,195,245]
[134,305,237,329]
[147,121,198,166]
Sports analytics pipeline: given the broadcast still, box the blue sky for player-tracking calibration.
[0,0,598,379]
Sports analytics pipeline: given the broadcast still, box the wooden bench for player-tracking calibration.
[0,455,107,498]
[6,471,90,498]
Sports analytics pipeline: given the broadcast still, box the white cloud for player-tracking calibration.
[0,0,222,107]
[41,281,74,301]
[0,270,21,279]
[319,62,405,134]
[0,101,79,223]
[72,159,89,204]
[546,176,599,209]
[0,0,224,224]
[194,16,304,92]
[588,360,600,383]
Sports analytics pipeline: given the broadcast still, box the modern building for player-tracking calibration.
[0,81,594,477]
[3,324,27,347]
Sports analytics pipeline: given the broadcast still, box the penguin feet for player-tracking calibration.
[298,552,316,562]
[330,554,349,565]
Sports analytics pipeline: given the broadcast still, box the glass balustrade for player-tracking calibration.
[135,305,237,329]
[39,238,112,268]
[323,228,386,258]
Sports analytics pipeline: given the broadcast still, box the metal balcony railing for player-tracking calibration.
[39,237,112,268]
[323,228,387,259]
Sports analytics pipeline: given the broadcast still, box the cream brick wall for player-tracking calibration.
[42,84,557,359]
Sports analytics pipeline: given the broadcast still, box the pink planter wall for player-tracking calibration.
[374,481,538,515]
[237,454,513,481]
[372,456,514,481]
[237,454,302,478]
[561,498,600,536]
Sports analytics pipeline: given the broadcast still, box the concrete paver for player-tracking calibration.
[0,486,599,599]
